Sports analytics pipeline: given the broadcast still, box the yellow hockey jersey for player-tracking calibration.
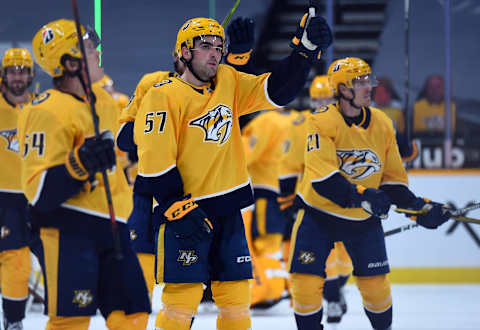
[119,71,177,124]
[0,93,34,206]
[413,98,456,133]
[19,86,132,222]
[135,64,280,214]
[242,110,297,193]
[297,104,408,220]
[278,110,311,191]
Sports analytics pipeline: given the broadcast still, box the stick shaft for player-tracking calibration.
[221,0,241,27]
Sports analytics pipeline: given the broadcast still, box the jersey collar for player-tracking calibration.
[339,104,371,129]
[176,77,215,95]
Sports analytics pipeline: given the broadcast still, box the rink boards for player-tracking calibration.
[382,169,480,283]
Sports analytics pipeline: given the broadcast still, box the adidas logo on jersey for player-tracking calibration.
[337,149,381,180]
[189,104,233,145]
[298,251,315,264]
[0,129,19,153]
[177,250,198,266]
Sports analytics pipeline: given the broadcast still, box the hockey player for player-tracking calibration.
[241,108,296,307]
[133,10,332,330]
[288,57,452,330]
[0,48,35,330]
[96,74,130,110]
[278,75,352,325]
[19,19,150,329]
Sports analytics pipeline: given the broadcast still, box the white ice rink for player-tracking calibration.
[20,284,480,329]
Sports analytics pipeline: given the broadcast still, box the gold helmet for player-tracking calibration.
[175,17,225,59]
[32,19,85,77]
[309,75,333,99]
[328,57,375,96]
[1,48,34,78]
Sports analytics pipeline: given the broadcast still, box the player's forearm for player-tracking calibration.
[31,165,85,212]
[134,166,184,206]
[116,121,136,152]
[267,51,312,106]
[311,172,357,208]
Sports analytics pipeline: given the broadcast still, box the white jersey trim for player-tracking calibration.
[293,305,323,316]
[31,170,47,206]
[278,173,301,180]
[60,203,128,223]
[297,193,370,221]
[251,184,280,194]
[1,295,28,301]
[310,170,340,183]
[241,204,255,212]
[0,188,23,194]
[195,180,252,201]
[380,181,409,188]
[138,163,177,178]
[264,74,283,108]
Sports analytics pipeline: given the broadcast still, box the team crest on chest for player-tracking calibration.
[337,149,381,180]
[189,104,233,145]
[0,129,19,153]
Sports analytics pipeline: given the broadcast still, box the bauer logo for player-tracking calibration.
[236,256,252,263]
[337,149,381,180]
[42,28,54,45]
[72,290,93,308]
[298,251,315,264]
[177,250,198,266]
[367,260,389,269]
[189,104,233,145]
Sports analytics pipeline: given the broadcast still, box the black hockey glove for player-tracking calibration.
[408,198,451,229]
[227,17,255,54]
[351,186,391,219]
[66,130,116,181]
[290,9,332,62]
[162,194,213,244]
[278,194,297,240]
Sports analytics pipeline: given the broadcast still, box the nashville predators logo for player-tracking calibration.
[337,149,381,180]
[0,129,19,153]
[72,290,93,308]
[1,226,11,239]
[189,104,233,145]
[177,250,198,266]
[298,251,315,264]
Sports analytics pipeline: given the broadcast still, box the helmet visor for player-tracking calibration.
[352,74,378,89]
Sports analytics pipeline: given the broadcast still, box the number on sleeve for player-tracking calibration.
[144,111,167,134]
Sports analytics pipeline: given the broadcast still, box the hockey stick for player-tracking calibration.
[221,0,241,27]
[384,223,418,237]
[394,205,480,225]
[71,0,122,259]
[403,0,412,158]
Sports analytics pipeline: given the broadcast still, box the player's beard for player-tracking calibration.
[5,80,28,96]
[192,60,218,82]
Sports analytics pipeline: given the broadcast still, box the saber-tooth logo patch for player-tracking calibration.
[298,251,315,264]
[0,129,19,153]
[189,104,233,145]
[177,250,198,266]
[72,290,93,308]
[337,149,381,180]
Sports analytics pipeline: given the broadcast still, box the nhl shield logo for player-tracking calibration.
[42,28,55,45]
[189,104,233,145]
[337,149,381,180]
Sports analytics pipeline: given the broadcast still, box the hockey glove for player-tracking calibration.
[227,17,255,54]
[290,10,333,62]
[408,198,451,229]
[127,192,155,254]
[66,130,116,181]
[163,194,213,244]
[351,186,391,219]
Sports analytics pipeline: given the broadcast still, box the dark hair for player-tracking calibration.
[374,76,401,101]
[52,54,81,88]
[416,74,444,101]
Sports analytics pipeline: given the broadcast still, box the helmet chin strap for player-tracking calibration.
[182,52,211,84]
[340,88,363,110]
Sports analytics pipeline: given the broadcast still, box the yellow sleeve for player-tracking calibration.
[134,87,180,176]
[279,116,306,178]
[20,107,79,203]
[380,120,409,186]
[119,75,152,124]
[236,70,280,116]
[303,116,339,182]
